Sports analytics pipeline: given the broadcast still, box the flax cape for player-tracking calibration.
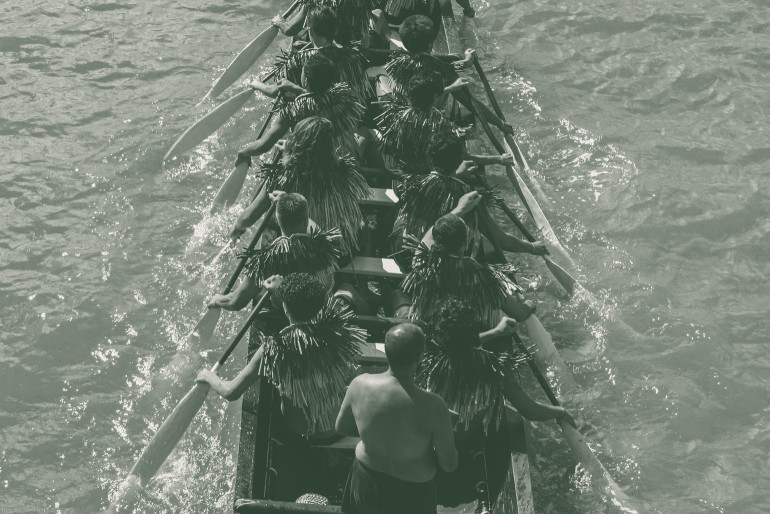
[396,172,501,255]
[242,228,341,291]
[383,0,437,18]
[401,240,523,326]
[384,51,459,97]
[258,155,371,249]
[376,99,455,172]
[277,82,364,156]
[272,45,373,103]
[416,335,529,429]
[300,0,375,43]
[258,298,366,434]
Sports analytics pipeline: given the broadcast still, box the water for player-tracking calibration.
[2,0,769,512]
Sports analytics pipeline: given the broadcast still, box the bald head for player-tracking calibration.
[384,323,425,371]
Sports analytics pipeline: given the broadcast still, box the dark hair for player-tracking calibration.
[433,213,467,254]
[399,15,436,53]
[283,116,338,177]
[384,323,426,369]
[429,297,481,354]
[308,6,337,41]
[407,69,444,110]
[303,53,338,92]
[275,193,309,233]
[429,130,463,175]
[278,272,326,321]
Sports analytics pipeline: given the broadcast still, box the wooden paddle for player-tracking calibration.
[182,202,276,353]
[202,0,302,102]
[511,332,639,513]
[108,289,273,514]
[208,101,280,213]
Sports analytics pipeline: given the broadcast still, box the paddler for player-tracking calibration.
[396,129,550,258]
[198,272,365,438]
[402,201,537,326]
[230,116,371,249]
[418,296,576,433]
[211,192,342,311]
[336,322,458,514]
[383,15,514,134]
[235,53,364,163]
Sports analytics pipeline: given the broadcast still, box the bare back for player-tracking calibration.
[345,372,453,483]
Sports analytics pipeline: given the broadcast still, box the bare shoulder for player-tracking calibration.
[348,373,375,391]
[420,389,451,414]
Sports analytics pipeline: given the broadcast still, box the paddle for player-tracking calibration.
[202,0,302,102]
[164,88,257,162]
[109,288,274,513]
[511,332,638,513]
[182,201,276,354]
[208,97,282,214]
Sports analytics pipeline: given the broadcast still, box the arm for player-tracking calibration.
[208,276,260,312]
[272,6,306,37]
[335,378,360,437]
[502,378,576,427]
[431,396,459,473]
[479,207,549,256]
[230,185,271,242]
[249,79,279,98]
[419,191,483,249]
[238,115,291,160]
[196,345,264,401]
[479,316,517,346]
[467,152,514,167]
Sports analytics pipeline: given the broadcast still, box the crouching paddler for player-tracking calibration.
[211,192,341,311]
[198,272,366,438]
[336,323,458,514]
[230,116,371,251]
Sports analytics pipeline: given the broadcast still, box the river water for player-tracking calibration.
[2,0,768,512]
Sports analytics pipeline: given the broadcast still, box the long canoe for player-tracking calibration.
[230,1,536,513]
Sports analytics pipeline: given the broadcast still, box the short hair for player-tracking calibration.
[275,193,309,232]
[308,6,337,41]
[429,297,481,354]
[278,272,326,321]
[407,69,444,109]
[303,53,338,92]
[399,15,436,53]
[429,130,463,174]
[384,323,426,369]
[433,213,467,254]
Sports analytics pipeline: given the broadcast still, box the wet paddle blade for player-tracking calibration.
[164,89,255,161]
[558,421,638,512]
[127,382,211,486]
[203,25,279,101]
[210,160,249,213]
[543,256,576,295]
[187,307,221,348]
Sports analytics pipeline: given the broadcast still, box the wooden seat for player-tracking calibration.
[358,187,399,207]
[336,256,404,279]
[356,340,387,365]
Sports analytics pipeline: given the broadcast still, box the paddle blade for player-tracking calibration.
[210,160,249,214]
[128,382,211,485]
[558,421,637,512]
[188,307,221,348]
[543,256,576,295]
[204,25,279,101]
[164,89,255,161]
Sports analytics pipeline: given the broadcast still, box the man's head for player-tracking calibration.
[384,323,426,372]
[278,272,326,322]
[275,193,309,235]
[430,297,481,354]
[433,213,467,254]
[301,53,338,92]
[308,6,337,44]
[399,15,436,53]
[407,69,444,110]
[429,130,463,175]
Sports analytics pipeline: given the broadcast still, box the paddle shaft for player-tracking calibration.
[223,203,276,293]
[213,288,272,370]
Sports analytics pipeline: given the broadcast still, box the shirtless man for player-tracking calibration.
[336,323,457,513]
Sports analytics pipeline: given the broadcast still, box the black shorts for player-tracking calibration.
[342,459,437,514]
